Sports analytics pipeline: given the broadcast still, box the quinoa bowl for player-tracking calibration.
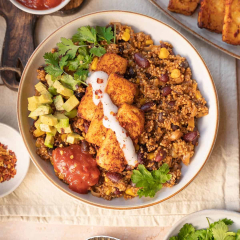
[17,11,219,209]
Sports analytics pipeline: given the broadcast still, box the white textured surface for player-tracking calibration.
[0,0,239,228]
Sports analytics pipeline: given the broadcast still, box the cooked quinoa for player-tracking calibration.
[30,23,208,200]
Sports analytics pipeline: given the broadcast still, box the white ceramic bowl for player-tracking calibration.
[0,123,30,198]
[10,0,70,15]
[164,209,240,239]
[17,11,219,209]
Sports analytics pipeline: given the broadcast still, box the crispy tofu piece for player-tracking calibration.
[168,0,199,15]
[77,85,96,121]
[117,103,145,142]
[85,102,107,146]
[222,0,240,45]
[96,53,128,75]
[106,73,137,107]
[96,129,127,173]
[198,0,225,33]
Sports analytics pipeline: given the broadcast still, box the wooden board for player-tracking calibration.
[0,0,84,91]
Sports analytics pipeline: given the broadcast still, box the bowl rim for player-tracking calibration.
[17,10,219,210]
[10,0,71,15]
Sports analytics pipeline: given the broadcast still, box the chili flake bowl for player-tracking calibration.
[17,11,219,209]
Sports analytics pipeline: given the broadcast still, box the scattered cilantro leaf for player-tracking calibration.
[59,55,69,70]
[236,230,240,240]
[178,224,196,240]
[212,221,231,240]
[90,46,106,57]
[43,52,63,77]
[76,26,97,44]
[57,38,80,59]
[96,26,114,44]
[60,75,81,90]
[67,58,79,71]
[169,237,178,240]
[131,164,171,198]
[74,69,88,82]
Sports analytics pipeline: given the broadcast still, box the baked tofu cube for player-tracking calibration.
[168,0,199,16]
[85,103,107,146]
[106,73,137,107]
[198,0,225,33]
[77,85,96,121]
[222,0,240,45]
[117,103,145,142]
[96,129,127,173]
[96,53,128,75]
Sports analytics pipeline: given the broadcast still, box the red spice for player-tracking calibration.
[0,143,17,183]
[16,0,64,10]
[97,78,104,84]
[104,116,108,120]
[95,89,102,95]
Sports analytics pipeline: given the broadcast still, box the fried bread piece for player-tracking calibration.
[96,53,128,75]
[77,85,96,122]
[117,103,145,143]
[222,0,240,45]
[198,0,225,33]
[106,73,137,107]
[96,129,127,173]
[168,0,199,16]
[85,102,107,146]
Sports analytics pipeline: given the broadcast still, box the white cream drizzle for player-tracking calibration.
[87,71,137,167]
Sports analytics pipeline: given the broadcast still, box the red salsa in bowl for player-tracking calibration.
[16,0,64,10]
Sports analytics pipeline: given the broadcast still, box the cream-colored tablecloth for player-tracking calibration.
[0,0,239,227]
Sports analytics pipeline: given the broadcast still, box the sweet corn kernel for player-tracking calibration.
[33,129,45,138]
[195,90,202,99]
[188,117,195,129]
[122,32,130,41]
[125,28,130,33]
[159,48,170,59]
[171,69,181,79]
[91,57,99,70]
[145,40,153,45]
[125,188,136,196]
[105,177,109,182]
[147,152,155,160]
[136,78,140,84]
[140,98,146,105]
[135,144,140,151]
[61,134,68,142]
[106,189,111,195]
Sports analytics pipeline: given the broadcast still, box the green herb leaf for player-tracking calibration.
[90,46,106,57]
[67,58,79,71]
[74,69,88,82]
[212,221,230,240]
[131,163,171,198]
[96,26,114,44]
[178,224,196,240]
[236,230,240,240]
[60,74,81,90]
[169,237,178,240]
[76,26,97,44]
[59,55,69,70]
[57,38,80,59]
[43,52,63,77]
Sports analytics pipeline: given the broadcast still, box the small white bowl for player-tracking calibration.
[0,123,30,198]
[10,0,70,15]
[164,209,240,239]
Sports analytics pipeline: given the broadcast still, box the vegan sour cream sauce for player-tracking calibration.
[87,71,138,167]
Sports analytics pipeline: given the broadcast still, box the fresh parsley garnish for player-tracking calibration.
[170,218,240,240]
[43,52,63,77]
[131,163,172,198]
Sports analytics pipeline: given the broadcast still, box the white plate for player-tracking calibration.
[149,0,240,59]
[17,11,219,209]
[164,209,240,239]
[0,123,30,197]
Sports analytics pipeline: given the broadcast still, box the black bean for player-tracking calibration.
[134,53,150,68]
[137,151,145,164]
[180,60,189,69]
[162,86,172,96]
[183,131,198,142]
[141,102,155,112]
[47,148,53,156]
[155,149,166,162]
[118,45,124,55]
[159,73,169,82]
[75,92,85,101]
[81,140,89,152]
[125,67,136,79]
[171,123,179,130]
[145,72,152,79]
[106,172,123,183]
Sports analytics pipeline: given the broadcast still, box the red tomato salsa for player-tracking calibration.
[52,145,100,194]
[16,0,64,10]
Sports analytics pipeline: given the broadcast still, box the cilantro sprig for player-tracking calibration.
[170,218,240,240]
[131,163,172,198]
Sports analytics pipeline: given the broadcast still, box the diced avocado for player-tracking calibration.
[39,94,53,104]
[53,80,73,97]
[54,112,69,128]
[45,74,61,86]
[40,124,55,133]
[54,95,64,111]
[44,133,54,148]
[28,96,40,111]
[35,82,52,98]
[48,86,58,96]
[34,118,41,129]
[64,109,78,118]
[33,129,45,137]
[29,115,38,120]
[66,133,84,144]
[28,105,52,118]
[62,95,79,112]
[40,114,58,126]
[57,126,72,134]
